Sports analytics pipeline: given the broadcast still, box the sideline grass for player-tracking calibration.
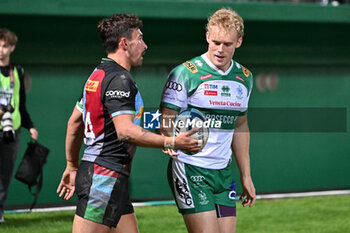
[1,195,349,233]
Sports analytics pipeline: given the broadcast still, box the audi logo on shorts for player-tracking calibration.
[166,81,183,92]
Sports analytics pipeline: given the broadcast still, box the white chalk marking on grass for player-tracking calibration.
[32,206,76,212]
[256,190,350,200]
[5,190,350,214]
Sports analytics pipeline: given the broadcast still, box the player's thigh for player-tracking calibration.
[168,159,217,214]
[218,216,236,233]
[73,214,111,233]
[75,162,132,228]
[183,210,219,233]
[112,213,139,233]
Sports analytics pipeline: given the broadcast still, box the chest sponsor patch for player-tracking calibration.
[183,61,198,73]
[105,90,130,98]
[85,80,99,92]
[235,75,245,83]
[200,74,212,80]
[204,90,218,96]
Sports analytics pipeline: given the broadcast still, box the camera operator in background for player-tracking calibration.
[0,28,38,225]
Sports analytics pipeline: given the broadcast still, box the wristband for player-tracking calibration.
[67,161,79,171]
[164,136,175,149]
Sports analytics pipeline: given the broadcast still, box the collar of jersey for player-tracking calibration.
[102,58,114,61]
[201,54,233,76]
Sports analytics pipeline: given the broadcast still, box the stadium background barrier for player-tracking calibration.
[1,0,349,208]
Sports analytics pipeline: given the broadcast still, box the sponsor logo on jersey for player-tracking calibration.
[183,61,198,73]
[221,85,231,97]
[105,90,130,98]
[135,106,144,119]
[175,178,193,206]
[241,65,250,77]
[204,90,218,96]
[205,114,237,125]
[235,62,241,69]
[200,74,212,80]
[194,60,203,67]
[190,176,205,182]
[198,191,209,205]
[166,81,183,92]
[236,86,243,100]
[204,83,218,89]
[85,80,99,92]
[229,190,236,200]
[229,181,236,199]
[235,75,245,83]
[208,100,241,107]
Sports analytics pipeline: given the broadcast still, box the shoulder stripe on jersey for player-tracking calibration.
[111,110,136,118]
[76,101,83,113]
[160,102,182,112]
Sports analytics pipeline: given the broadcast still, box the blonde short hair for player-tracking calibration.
[206,8,244,38]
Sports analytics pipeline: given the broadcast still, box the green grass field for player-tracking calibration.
[1,195,350,233]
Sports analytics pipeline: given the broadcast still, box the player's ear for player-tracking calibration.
[205,32,210,43]
[236,37,242,48]
[119,37,128,50]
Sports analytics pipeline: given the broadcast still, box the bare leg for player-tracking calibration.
[218,216,236,233]
[112,213,139,233]
[183,210,220,233]
[72,214,111,233]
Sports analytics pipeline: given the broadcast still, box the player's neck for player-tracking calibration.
[107,52,131,72]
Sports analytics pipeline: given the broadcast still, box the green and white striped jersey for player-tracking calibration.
[161,54,253,169]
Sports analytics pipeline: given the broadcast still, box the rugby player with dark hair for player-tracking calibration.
[57,13,201,233]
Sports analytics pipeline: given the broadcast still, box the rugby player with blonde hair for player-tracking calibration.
[160,8,256,233]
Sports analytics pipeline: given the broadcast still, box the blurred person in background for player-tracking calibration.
[160,8,255,233]
[0,28,38,225]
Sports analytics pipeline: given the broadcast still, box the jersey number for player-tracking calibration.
[84,112,96,139]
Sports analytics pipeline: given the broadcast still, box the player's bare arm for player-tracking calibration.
[231,115,256,207]
[160,107,181,156]
[57,107,84,200]
[159,107,178,136]
[113,114,201,152]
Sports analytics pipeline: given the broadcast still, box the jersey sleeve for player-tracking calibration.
[76,94,83,113]
[160,66,189,112]
[239,67,253,116]
[104,73,137,117]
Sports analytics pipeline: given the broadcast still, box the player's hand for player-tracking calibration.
[57,167,77,200]
[162,148,180,157]
[174,128,202,152]
[240,175,256,207]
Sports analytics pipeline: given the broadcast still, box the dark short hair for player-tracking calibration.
[0,28,18,46]
[97,14,143,53]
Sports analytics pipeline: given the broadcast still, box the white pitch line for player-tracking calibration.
[6,190,350,214]
[256,190,350,199]
[32,206,76,213]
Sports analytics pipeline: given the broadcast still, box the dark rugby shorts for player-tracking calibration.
[75,161,133,227]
